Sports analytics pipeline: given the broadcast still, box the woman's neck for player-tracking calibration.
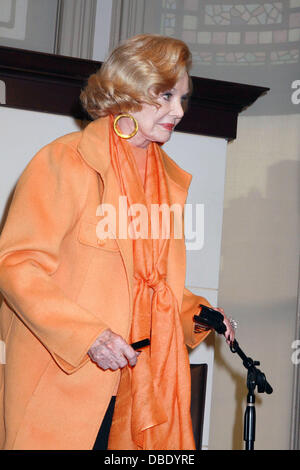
[130,144,148,186]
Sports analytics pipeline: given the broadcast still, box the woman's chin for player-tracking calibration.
[156,133,173,145]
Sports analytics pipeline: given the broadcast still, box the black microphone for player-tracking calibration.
[193,304,227,335]
[194,304,273,396]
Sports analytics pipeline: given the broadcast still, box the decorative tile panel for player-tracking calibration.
[159,0,300,66]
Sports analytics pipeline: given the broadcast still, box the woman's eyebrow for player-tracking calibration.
[172,86,190,95]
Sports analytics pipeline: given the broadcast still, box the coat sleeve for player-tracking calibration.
[180,287,212,349]
[0,141,109,374]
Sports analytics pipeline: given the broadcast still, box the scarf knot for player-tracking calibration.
[135,271,166,293]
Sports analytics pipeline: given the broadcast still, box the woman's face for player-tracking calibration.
[119,72,190,149]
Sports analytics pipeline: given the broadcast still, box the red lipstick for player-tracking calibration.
[159,123,175,131]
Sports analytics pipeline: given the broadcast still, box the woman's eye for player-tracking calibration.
[181,95,188,104]
[162,92,172,101]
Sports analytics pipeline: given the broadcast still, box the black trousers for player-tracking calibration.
[93,396,116,450]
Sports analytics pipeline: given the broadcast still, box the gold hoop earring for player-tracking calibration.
[113,114,138,139]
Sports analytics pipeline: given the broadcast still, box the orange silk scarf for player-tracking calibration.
[107,116,195,450]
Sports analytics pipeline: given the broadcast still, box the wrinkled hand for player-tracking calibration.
[214,307,235,346]
[88,329,140,371]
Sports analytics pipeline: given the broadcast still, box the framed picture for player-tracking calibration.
[0,0,59,54]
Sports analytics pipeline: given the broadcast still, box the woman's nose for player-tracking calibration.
[171,98,184,119]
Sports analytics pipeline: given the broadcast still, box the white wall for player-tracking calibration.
[209,113,300,450]
[0,107,81,223]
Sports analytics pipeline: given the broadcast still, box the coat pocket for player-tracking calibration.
[77,217,120,253]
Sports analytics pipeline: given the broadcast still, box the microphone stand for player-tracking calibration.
[229,339,273,450]
[194,305,273,451]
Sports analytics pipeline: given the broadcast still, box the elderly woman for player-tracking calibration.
[0,34,234,450]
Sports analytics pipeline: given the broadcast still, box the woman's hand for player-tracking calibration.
[214,307,236,346]
[88,329,140,371]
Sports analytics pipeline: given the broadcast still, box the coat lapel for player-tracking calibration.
[77,118,134,316]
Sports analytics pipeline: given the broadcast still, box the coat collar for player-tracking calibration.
[77,116,192,198]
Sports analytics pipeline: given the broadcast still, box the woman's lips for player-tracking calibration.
[159,123,175,131]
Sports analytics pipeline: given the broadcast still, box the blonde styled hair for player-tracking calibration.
[80,34,192,120]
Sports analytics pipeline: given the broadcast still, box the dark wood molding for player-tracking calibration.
[0,46,269,141]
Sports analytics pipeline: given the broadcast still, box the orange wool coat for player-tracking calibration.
[0,117,211,450]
